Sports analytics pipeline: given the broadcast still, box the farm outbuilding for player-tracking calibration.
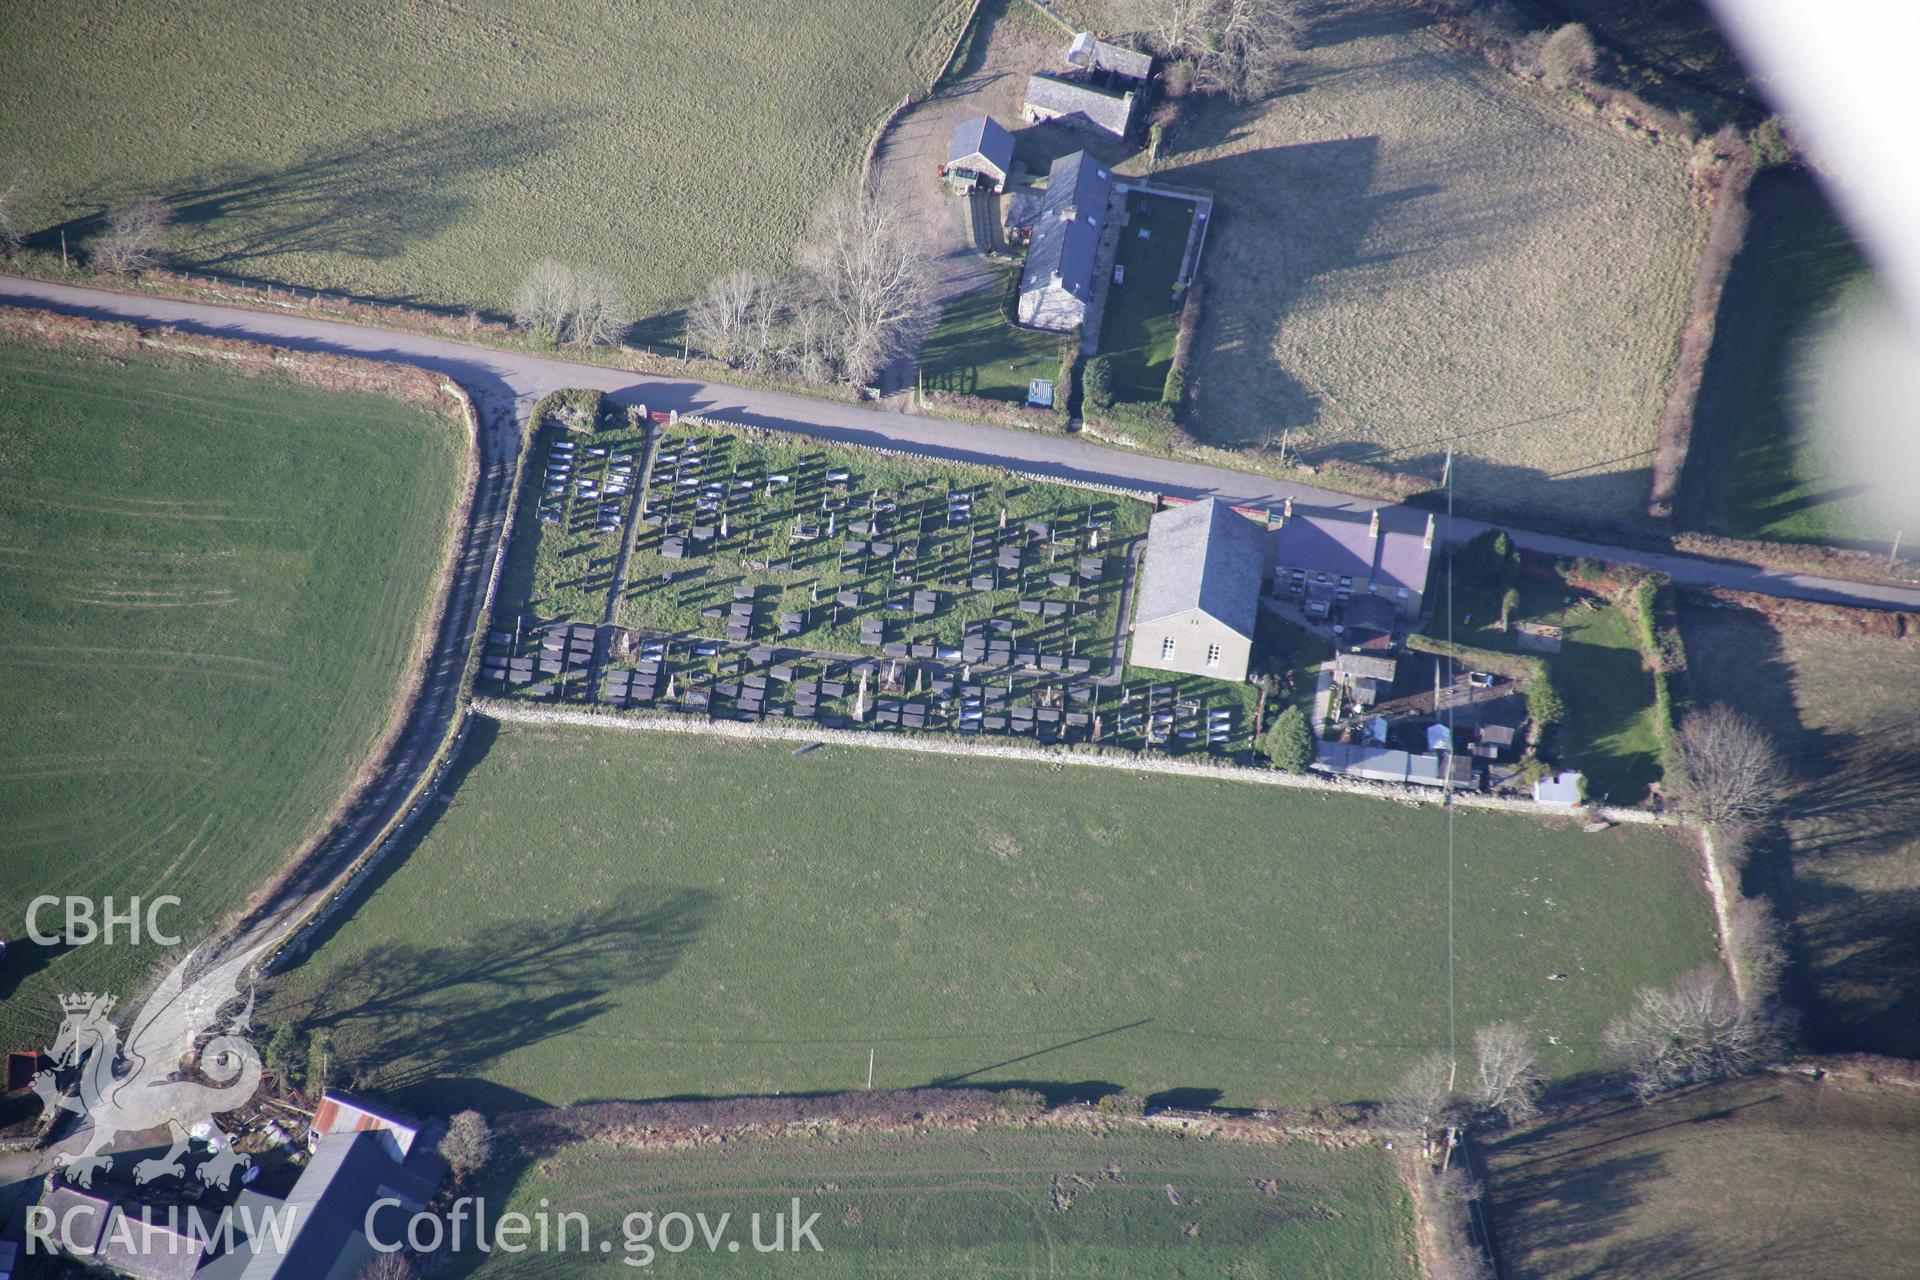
[944,115,1014,193]
[1017,150,1112,331]
[1131,498,1271,682]
[1024,72,1136,139]
[1065,31,1152,84]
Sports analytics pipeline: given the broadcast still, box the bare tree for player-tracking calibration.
[440,1108,493,1179]
[514,259,575,343]
[746,274,789,371]
[1378,1050,1460,1140]
[0,165,29,255]
[358,1255,416,1280]
[1471,1021,1544,1126]
[1724,894,1788,1004]
[1603,967,1778,1101]
[568,268,632,347]
[796,186,931,388]
[687,269,765,363]
[86,197,172,274]
[1195,0,1296,100]
[1116,0,1297,101]
[1668,704,1787,830]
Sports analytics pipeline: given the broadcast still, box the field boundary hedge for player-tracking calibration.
[1651,160,1754,518]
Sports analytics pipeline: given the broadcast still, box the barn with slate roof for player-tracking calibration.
[1130,498,1271,681]
[1023,72,1136,139]
[1017,150,1113,332]
[944,115,1015,193]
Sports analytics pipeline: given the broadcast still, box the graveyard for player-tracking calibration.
[487,412,1269,754]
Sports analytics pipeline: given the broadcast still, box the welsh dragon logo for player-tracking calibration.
[34,944,269,1189]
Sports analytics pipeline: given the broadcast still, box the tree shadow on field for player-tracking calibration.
[1485,1144,1665,1264]
[1292,0,1434,52]
[1677,598,1920,1058]
[35,110,574,299]
[273,881,714,1106]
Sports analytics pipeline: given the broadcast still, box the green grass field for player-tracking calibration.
[1160,6,1701,526]
[0,336,466,1046]
[0,0,971,319]
[269,719,1715,1114]
[1679,600,1920,1058]
[1681,169,1920,547]
[920,267,1063,404]
[464,1126,1415,1277]
[1102,190,1195,402]
[1483,1074,1920,1279]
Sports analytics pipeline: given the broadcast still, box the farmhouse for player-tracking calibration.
[943,115,1014,193]
[1064,31,1153,85]
[1131,498,1271,682]
[1024,72,1136,139]
[1017,150,1113,331]
[1272,500,1435,618]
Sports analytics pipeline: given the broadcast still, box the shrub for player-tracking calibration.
[1535,22,1598,88]
[1096,1089,1146,1117]
[1162,362,1186,407]
[307,1029,335,1096]
[1084,354,1114,408]
[1263,705,1314,773]
[1056,330,1083,403]
[532,387,606,434]
[995,1088,1048,1118]
[265,1024,305,1090]
[1526,670,1565,729]
[1751,115,1792,166]
[441,1109,495,1179]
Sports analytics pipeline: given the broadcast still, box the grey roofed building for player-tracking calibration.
[1130,498,1271,682]
[40,1184,113,1255]
[1065,31,1152,83]
[1335,652,1398,683]
[944,115,1015,192]
[1023,72,1136,138]
[1017,150,1113,331]
[194,1126,448,1280]
[1342,591,1399,635]
[97,1205,206,1280]
[1271,502,1435,617]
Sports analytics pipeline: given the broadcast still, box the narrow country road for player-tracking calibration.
[6,273,1918,616]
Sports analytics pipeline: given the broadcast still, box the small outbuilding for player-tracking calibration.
[944,115,1015,193]
[1534,770,1585,806]
[1065,31,1153,84]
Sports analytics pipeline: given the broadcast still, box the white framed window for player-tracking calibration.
[1206,643,1222,668]
[1161,636,1176,660]
[1397,587,1409,599]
